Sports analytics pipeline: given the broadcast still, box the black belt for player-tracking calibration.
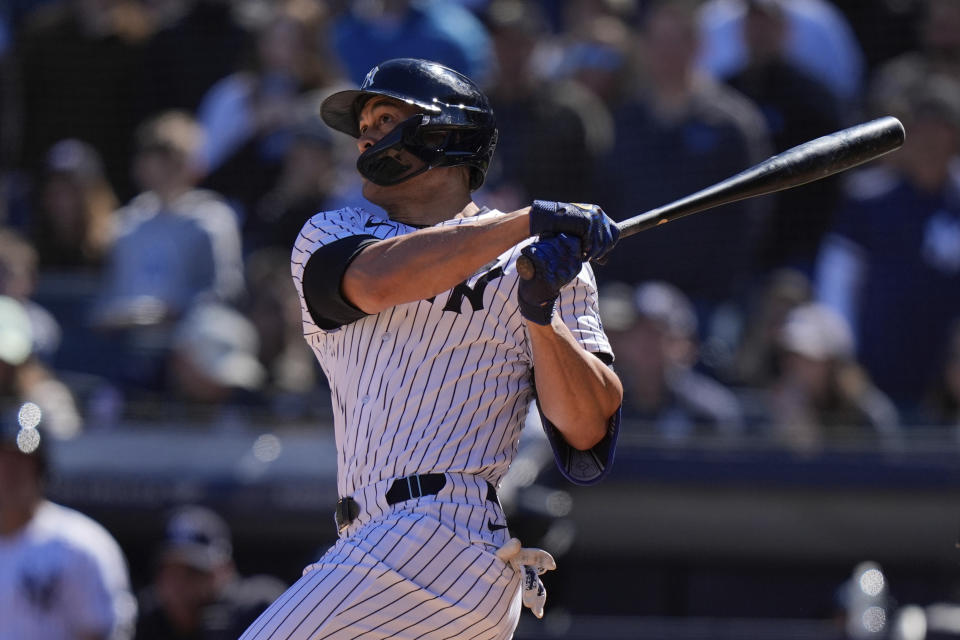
[335,473,498,533]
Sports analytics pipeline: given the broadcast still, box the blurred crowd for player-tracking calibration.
[0,0,959,456]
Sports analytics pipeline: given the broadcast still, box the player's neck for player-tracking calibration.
[386,192,477,227]
[0,502,38,537]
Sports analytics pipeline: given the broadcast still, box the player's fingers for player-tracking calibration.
[495,537,522,563]
[302,562,321,577]
[512,548,557,574]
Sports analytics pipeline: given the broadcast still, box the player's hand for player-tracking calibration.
[496,538,556,619]
[529,200,620,261]
[517,233,582,325]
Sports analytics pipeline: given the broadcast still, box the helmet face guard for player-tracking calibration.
[357,114,496,187]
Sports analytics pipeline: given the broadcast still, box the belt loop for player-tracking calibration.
[406,475,415,498]
[415,474,423,497]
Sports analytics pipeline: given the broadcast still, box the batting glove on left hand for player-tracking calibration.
[529,200,620,261]
[517,233,582,325]
[496,537,557,619]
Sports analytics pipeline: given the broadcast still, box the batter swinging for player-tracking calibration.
[241,58,622,640]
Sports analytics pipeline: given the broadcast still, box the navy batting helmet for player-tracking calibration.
[320,58,498,190]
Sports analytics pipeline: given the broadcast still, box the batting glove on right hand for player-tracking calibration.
[517,233,582,325]
[529,200,620,261]
[496,537,557,619]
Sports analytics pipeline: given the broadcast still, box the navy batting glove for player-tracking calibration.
[517,233,583,325]
[529,200,620,261]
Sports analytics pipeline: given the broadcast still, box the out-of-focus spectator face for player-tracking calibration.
[602,281,698,384]
[156,561,220,618]
[0,253,34,301]
[154,505,236,629]
[778,351,833,401]
[943,326,960,404]
[0,431,43,516]
[133,146,181,193]
[743,1,788,62]
[922,0,960,56]
[776,303,854,402]
[907,112,960,168]
[258,16,306,74]
[133,111,203,192]
[614,315,669,380]
[641,3,699,85]
[41,175,87,240]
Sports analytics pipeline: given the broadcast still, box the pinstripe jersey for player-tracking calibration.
[290,206,612,501]
[239,206,613,639]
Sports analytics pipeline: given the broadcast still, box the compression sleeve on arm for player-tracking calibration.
[302,234,380,329]
[535,355,620,486]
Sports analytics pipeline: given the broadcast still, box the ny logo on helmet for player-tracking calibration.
[363,66,379,88]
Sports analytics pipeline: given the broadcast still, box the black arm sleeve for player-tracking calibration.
[301,234,380,330]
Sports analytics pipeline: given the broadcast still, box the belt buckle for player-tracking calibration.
[335,497,360,534]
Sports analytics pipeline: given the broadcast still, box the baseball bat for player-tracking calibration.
[516,116,905,280]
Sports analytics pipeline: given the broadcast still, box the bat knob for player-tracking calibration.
[516,255,535,280]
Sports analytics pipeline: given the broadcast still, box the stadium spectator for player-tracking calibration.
[135,504,285,640]
[0,295,80,438]
[195,0,340,219]
[595,0,771,332]
[731,267,812,389]
[0,409,136,639]
[915,319,960,435]
[241,117,341,255]
[868,0,960,120]
[480,0,613,208]
[723,0,845,274]
[697,0,865,109]
[765,303,900,452]
[92,111,244,331]
[0,228,62,363]
[600,280,745,442]
[162,302,267,427]
[815,72,960,411]
[551,5,635,109]
[330,0,494,89]
[30,139,118,271]
[242,249,325,421]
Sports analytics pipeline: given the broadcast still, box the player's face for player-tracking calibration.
[356,97,421,154]
[357,98,428,203]
[0,445,42,514]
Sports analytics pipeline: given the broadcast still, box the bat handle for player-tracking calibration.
[516,254,535,280]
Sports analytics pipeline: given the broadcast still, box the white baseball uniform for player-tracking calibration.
[0,500,137,640]
[241,206,619,640]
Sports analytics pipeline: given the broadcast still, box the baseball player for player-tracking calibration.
[241,58,623,640]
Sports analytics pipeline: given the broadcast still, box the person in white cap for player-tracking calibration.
[767,302,900,450]
[0,295,81,439]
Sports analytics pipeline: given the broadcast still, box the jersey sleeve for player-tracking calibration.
[555,263,613,358]
[291,208,379,331]
[535,263,621,486]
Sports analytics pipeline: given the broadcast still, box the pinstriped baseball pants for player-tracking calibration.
[240,478,523,639]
